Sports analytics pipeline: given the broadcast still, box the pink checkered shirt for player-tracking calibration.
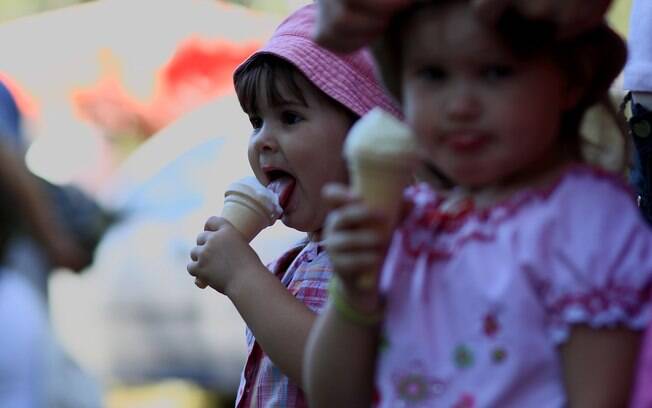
[235,239,331,407]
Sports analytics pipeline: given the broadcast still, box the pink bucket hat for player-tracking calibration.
[233,4,401,118]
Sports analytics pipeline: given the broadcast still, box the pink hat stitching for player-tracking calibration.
[234,4,401,119]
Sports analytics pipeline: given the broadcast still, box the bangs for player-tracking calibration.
[234,55,307,115]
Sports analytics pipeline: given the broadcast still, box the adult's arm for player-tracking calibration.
[0,144,85,270]
[315,0,613,53]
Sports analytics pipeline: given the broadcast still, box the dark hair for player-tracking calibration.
[374,0,627,168]
[234,55,308,115]
[234,54,358,122]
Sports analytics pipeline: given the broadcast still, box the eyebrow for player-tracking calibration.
[274,98,309,109]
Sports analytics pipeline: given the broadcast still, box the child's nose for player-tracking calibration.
[444,85,481,121]
[252,125,279,153]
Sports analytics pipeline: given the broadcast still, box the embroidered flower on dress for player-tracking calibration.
[491,347,507,364]
[391,361,447,406]
[453,345,474,369]
[452,393,475,408]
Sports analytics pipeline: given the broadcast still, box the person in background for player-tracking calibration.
[305,1,649,406]
[186,4,400,407]
[0,140,103,407]
[625,1,652,406]
[0,78,105,407]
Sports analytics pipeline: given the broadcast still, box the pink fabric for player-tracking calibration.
[375,165,652,407]
[235,240,331,408]
[624,0,652,92]
[233,4,401,119]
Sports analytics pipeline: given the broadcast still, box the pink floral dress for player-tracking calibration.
[375,165,652,407]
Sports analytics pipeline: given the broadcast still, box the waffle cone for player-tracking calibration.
[350,155,413,228]
[221,195,273,242]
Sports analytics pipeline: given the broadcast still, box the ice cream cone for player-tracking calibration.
[195,176,282,289]
[344,108,418,289]
[345,108,417,229]
[221,192,276,242]
[350,155,414,229]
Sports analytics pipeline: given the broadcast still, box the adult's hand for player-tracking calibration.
[314,0,613,53]
[473,0,613,38]
[314,0,412,53]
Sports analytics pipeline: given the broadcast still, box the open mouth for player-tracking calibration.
[265,169,297,210]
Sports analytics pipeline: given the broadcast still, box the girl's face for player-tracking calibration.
[246,73,351,236]
[401,2,575,189]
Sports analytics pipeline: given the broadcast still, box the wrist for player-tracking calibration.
[328,277,384,326]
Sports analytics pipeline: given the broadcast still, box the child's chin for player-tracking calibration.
[282,216,320,236]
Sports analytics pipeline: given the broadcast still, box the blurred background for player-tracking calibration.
[0,0,634,406]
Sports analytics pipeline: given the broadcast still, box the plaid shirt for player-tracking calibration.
[235,239,331,407]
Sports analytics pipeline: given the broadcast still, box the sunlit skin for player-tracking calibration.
[401,2,578,203]
[246,73,352,239]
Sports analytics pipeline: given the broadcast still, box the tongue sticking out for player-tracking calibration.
[267,176,296,210]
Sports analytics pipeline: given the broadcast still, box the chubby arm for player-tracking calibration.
[305,303,380,407]
[560,325,641,408]
[304,184,389,407]
[188,216,315,386]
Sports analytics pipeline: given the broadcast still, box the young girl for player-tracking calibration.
[305,1,652,407]
[186,4,400,407]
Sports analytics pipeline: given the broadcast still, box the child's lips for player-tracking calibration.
[443,130,490,152]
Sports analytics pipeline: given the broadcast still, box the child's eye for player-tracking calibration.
[481,65,514,82]
[249,115,263,130]
[417,66,446,82]
[281,111,303,125]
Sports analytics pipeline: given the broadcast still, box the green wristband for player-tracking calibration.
[328,278,383,326]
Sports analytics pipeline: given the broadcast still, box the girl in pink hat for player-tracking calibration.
[186,4,400,407]
[305,1,652,407]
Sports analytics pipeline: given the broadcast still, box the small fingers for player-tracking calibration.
[325,203,385,235]
[322,183,359,210]
[196,231,212,246]
[189,245,202,262]
[204,216,222,231]
[324,229,384,253]
[332,252,383,282]
[195,278,208,289]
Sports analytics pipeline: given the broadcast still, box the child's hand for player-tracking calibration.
[314,0,412,52]
[473,0,612,38]
[322,183,390,310]
[187,216,264,295]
